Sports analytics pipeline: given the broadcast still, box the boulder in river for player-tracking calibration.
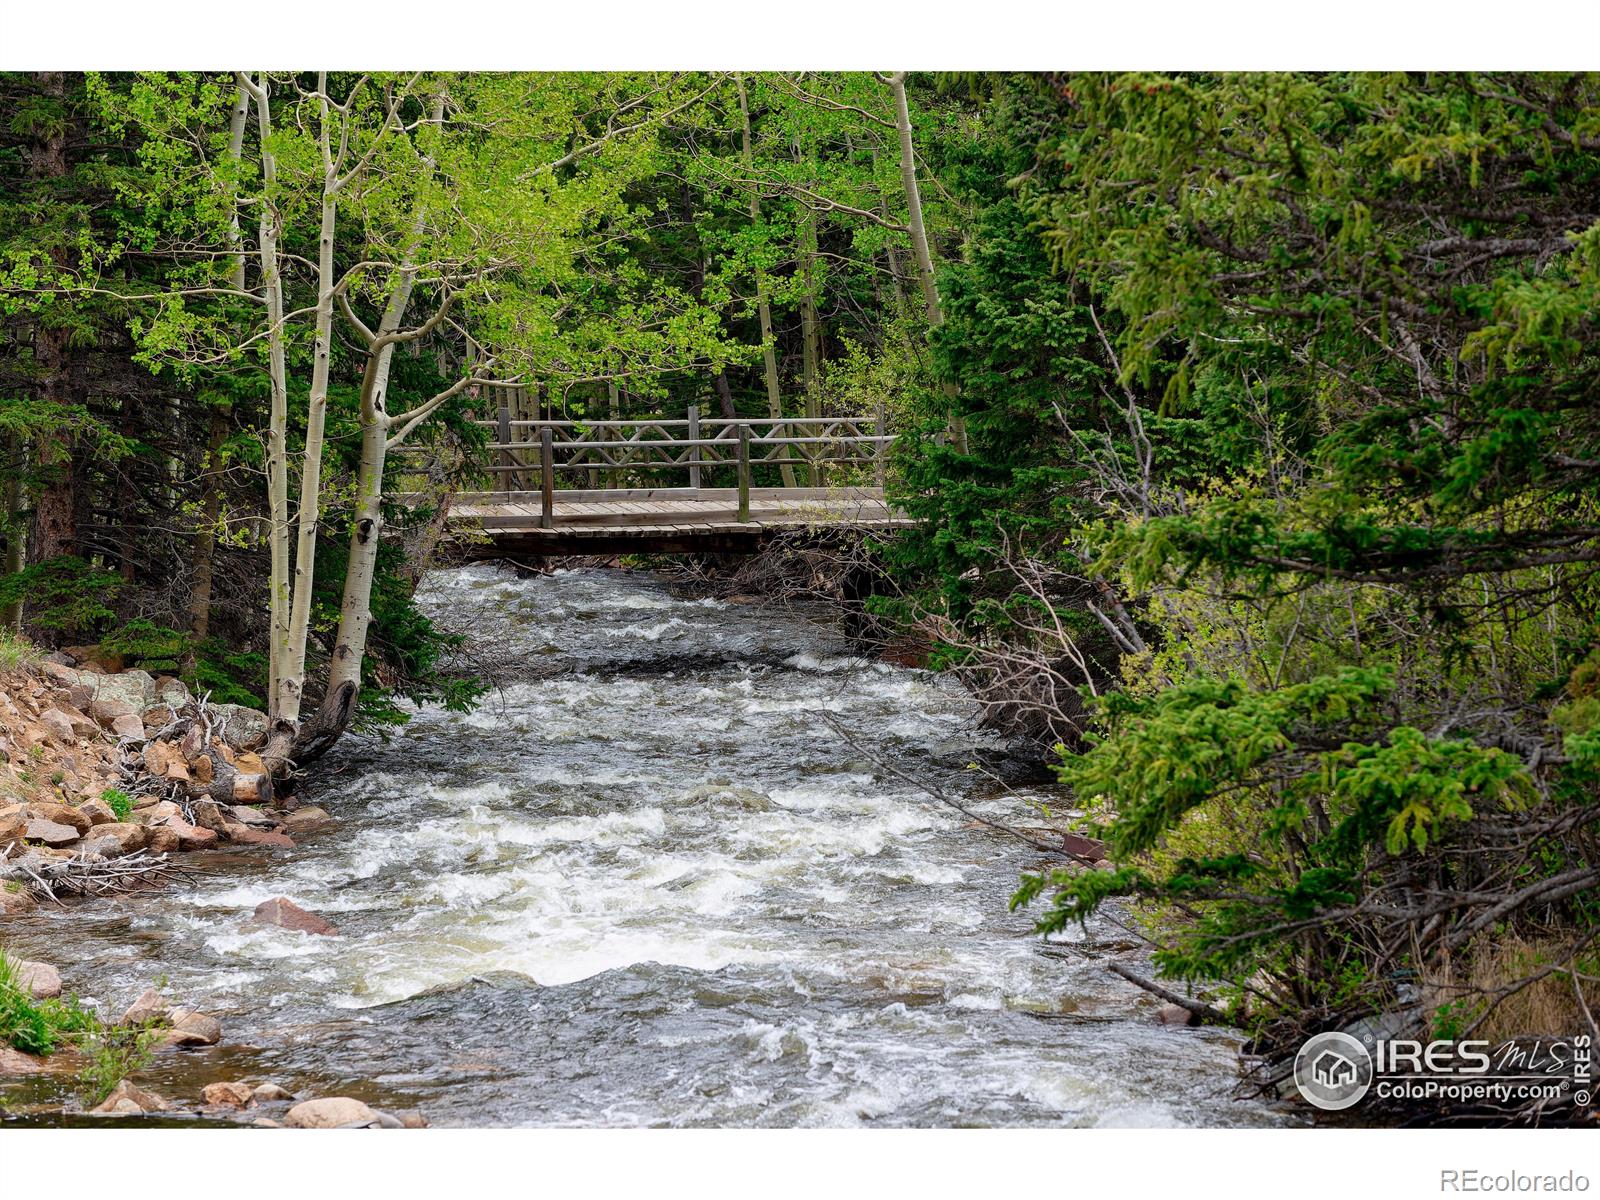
[0,887,38,916]
[228,826,295,849]
[252,1081,296,1103]
[283,1096,378,1128]
[163,1007,222,1047]
[201,1080,256,1109]
[252,896,337,936]
[91,1079,170,1115]
[284,806,332,836]
[1157,1003,1200,1027]
[121,987,167,1026]
[11,959,61,999]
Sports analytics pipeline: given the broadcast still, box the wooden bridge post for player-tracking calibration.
[736,423,751,523]
[875,398,889,489]
[496,403,513,495]
[687,404,701,493]
[540,426,555,530]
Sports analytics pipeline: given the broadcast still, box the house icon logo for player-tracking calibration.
[1293,1032,1373,1111]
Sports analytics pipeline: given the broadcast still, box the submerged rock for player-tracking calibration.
[284,806,332,836]
[252,896,337,936]
[201,1080,255,1109]
[227,826,295,849]
[283,1096,379,1128]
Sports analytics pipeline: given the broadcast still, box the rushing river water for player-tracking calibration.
[2,565,1290,1127]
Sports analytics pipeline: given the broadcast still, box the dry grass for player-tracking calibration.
[1423,933,1600,1041]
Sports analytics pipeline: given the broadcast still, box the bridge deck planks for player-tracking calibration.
[444,486,909,554]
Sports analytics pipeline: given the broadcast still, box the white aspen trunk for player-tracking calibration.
[279,73,340,726]
[797,146,822,487]
[887,71,967,453]
[244,74,296,719]
[296,94,445,763]
[736,73,797,488]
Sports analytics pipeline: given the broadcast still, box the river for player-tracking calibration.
[2,565,1290,1127]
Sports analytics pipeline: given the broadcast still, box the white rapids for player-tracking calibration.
[0,565,1293,1128]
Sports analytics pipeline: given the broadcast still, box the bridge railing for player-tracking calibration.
[394,405,895,529]
[486,409,887,483]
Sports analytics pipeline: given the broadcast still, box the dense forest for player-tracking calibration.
[2,71,1596,1083]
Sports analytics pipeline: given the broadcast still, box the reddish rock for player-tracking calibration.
[0,1045,49,1074]
[1060,831,1107,861]
[28,802,91,836]
[83,822,149,858]
[1157,1003,1200,1027]
[121,987,167,1026]
[90,1079,169,1115]
[202,1080,256,1109]
[78,797,117,826]
[0,887,38,915]
[87,696,136,728]
[110,713,145,739]
[39,709,76,744]
[172,822,218,852]
[252,896,338,936]
[228,827,295,850]
[0,802,27,844]
[13,960,62,999]
[146,826,181,856]
[284,806,332,836]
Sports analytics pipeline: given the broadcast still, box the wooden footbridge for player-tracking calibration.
[407,407,913,556]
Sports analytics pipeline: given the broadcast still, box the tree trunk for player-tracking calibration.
[188,404,229,641]
[279,74,340,727]
[27,71,77,563]
[736,74,798,488]
[712,370,737,420]
[189,82,250,645]
[796,137,824,487]
[887,72,966,454]
[242,74,294,731]
[2,434,23,631]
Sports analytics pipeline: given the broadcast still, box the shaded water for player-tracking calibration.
[2,566,1290,1127]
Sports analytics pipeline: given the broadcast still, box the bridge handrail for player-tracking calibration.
[395,405,896,527]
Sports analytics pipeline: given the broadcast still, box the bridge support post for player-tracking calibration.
[497,404,513,495]
[687,404,701,493]
[875,399,889,489]
[736,423,751,523]
[540,426,555,530]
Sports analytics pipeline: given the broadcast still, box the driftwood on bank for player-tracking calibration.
[1,845,195,904]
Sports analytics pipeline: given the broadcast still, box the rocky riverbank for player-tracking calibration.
[0,650,420,1127]
[1,650,331,912]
